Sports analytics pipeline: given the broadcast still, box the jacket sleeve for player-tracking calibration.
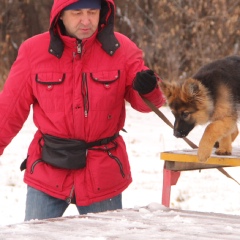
[0,41,34,155]
[121,36,165,112]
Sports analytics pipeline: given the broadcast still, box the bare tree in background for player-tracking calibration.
[115,0,240,80]
[0,0,53,87]
[1,0,240,87]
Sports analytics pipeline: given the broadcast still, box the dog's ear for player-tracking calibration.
[183,78,200,95]
[183,78,205,103]
[158,81,175,99]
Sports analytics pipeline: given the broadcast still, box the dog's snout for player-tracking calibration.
[174,130,185,138]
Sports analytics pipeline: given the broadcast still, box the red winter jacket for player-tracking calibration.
[0,0,165,205]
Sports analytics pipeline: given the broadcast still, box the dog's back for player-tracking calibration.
[159,55,240,162]
[193,55,240,103]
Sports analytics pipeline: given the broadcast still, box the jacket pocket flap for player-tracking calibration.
[36,73,65,85]
[90,70,120,84]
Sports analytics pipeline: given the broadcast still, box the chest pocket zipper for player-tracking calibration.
[82,73,89,117]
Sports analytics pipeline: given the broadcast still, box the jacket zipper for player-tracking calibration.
[107,150,125,178]
[81,72,89,117]
[77,40,82,54]
[66,185,75,204]
[76,40,89,117]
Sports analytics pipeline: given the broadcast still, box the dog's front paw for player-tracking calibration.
[197,149,211,162]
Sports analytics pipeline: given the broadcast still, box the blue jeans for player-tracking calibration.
[24,186,122,221]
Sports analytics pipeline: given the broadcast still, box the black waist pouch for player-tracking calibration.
[42,134,88,170]
[41,133,119,170]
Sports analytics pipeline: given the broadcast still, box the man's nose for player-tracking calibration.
[80,15,90,25]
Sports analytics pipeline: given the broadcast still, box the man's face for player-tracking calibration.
[60,9,100,40]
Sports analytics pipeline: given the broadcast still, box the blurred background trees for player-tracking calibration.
[1,0,240,88]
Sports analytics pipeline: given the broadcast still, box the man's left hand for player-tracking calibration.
[133,70,157,94]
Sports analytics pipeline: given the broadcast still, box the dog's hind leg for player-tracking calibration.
[215,135,232,155]
[231,124,238,142]
[215,124,238,155]
[197,117,237,162]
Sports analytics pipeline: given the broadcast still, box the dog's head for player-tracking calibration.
[159,78,212,138]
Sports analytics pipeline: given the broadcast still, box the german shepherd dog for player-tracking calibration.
[159,55,240,162]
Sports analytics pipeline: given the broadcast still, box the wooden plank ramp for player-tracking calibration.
[160,148,240,167]
[0,203,240,240]
[160,147,240,207]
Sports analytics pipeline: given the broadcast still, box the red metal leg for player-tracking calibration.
[162,163,181,207]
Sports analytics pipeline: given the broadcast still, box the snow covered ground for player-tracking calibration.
[1,203,240,240]
[0,103,240,226]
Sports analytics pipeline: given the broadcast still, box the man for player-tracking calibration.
[0,0,165,221]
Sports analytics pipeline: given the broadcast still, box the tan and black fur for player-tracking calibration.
[159,55,240,162]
